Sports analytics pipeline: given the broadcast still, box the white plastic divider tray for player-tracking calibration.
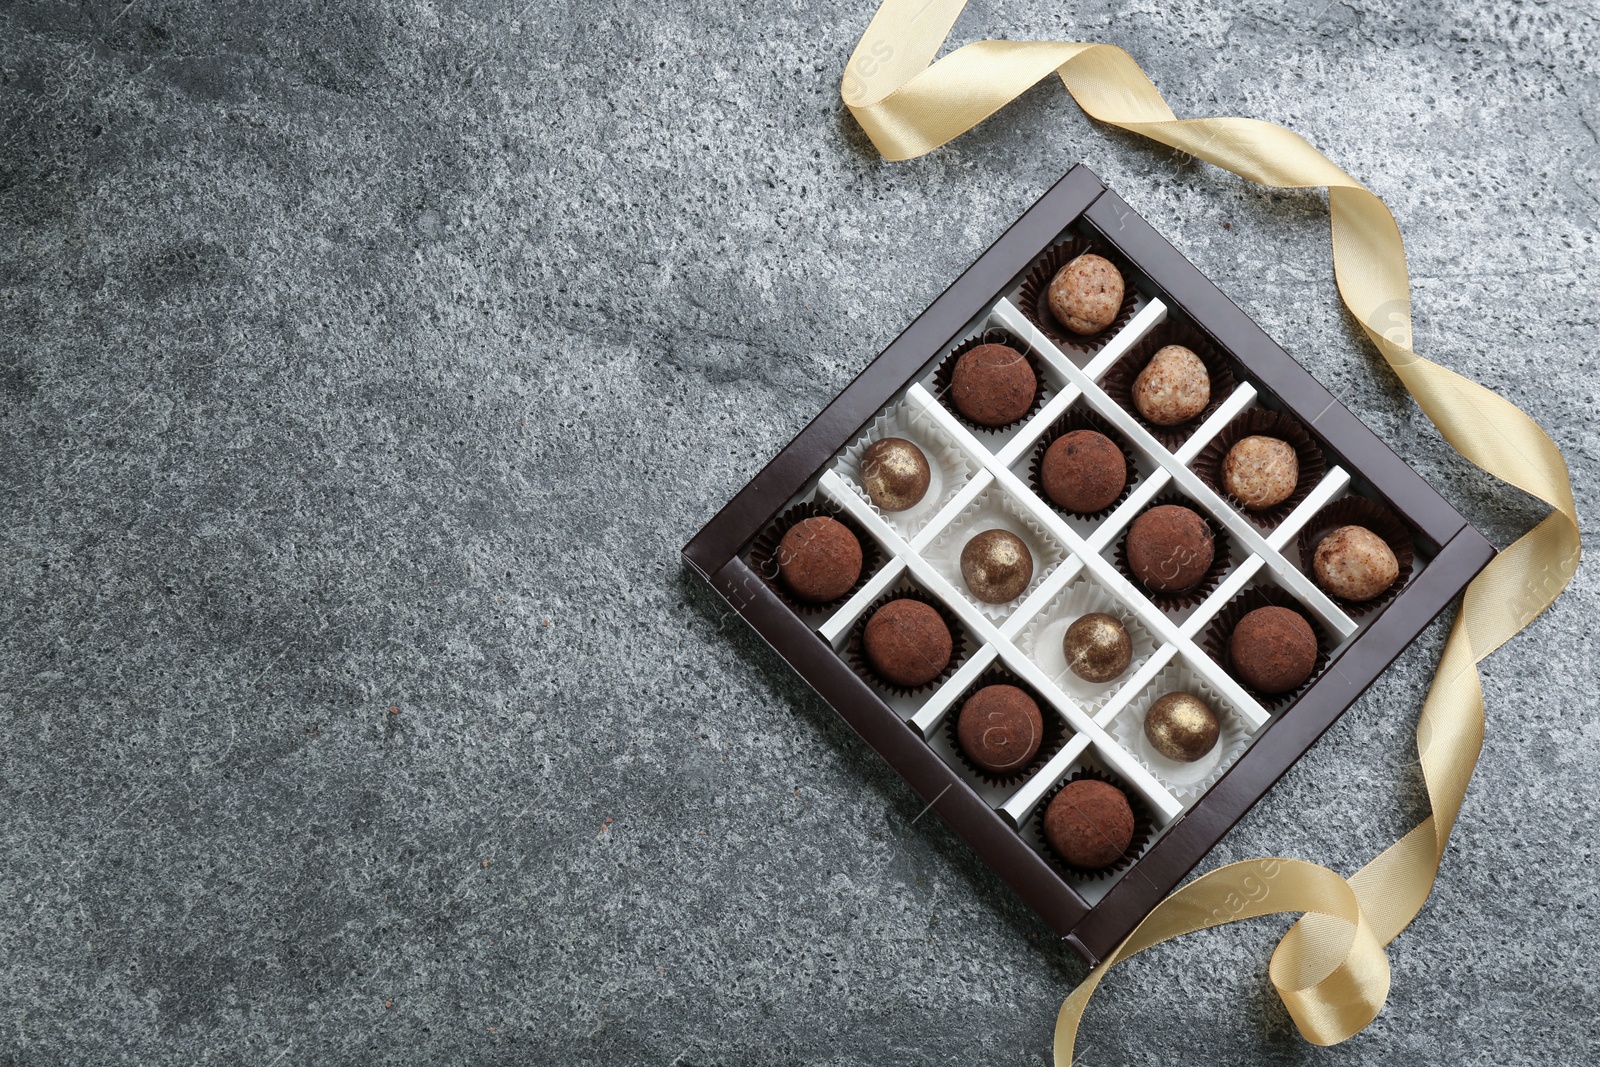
[785,289,1375,883]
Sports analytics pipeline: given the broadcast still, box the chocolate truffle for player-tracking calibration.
[950,343,1036,427]
[960,529,1034,604]
[1043,779,1135,870]
[860,437,931,512]
[863,598,953,688]
[1132,345,1211,426]
[1047,254,1124,336]
[1062,612,1132,684]
[1041,429,1127,514]
[1125,505,1215,594]
[1143,692,1220,763]
[1222,435,1299,511]
[1313,525,1400,602]
[956,684,1044,774]
[1230,606,1318,694]
[776,516,863,603]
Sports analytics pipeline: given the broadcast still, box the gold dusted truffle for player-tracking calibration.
[1132,345,1210,426]
[1222,435,1299,511]
[1143,692,1220,763]
[860,437,931,512]
[959,529,1033,604]
[1062,612,1132,684]
[1314,525,1399,601]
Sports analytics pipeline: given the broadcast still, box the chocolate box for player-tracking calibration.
[682,165,1494,966]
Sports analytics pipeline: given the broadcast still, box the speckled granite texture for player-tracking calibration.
[2,0,1597,1063]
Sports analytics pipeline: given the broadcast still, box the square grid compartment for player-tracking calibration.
[684,166,1495,966]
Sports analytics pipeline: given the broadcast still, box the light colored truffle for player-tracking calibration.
[1222,435,1299,510]
[1313,525,1399,601]
[1047,254,1123,336]
[1132,345,1210,426]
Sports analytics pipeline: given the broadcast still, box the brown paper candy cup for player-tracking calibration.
[1193,407,1326,528]
[747,500,883,616]
[1201,585,1333,712]
[1113,493,1233,612]
[1028,404,1141,522]
[1296,496,1416,618]
[940,665,1070,790]
[847,586,969,697]
[932,327,1047,435]
[1028,766,1153,881]
[1016,237,1138,353]
[1100,321,1238,452]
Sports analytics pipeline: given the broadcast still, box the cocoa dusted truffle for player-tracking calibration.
[1047,254,1124,336]
[1062,612,1132,684]
[860,437,931,512]
[956,684,1044,774]
[1132,345,1210,426]
[776,516,863,603]
[1125,505,1214,594]
[863,598,953,688]
[960,529,1034,604]
[1229,606,1317,694]
[1314,525,1399,602]
[951,343,1036,427]
[1223,435,1299,511]
[1043,779,1135,870]
[1041,429,1127,514]
[1143,692,1219,763]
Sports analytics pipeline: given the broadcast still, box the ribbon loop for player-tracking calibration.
[842,2,1579,1059]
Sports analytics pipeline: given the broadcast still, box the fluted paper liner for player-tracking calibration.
[1015,236,1138,354]
[1015,575,1155,713]
[1108,659,1251,804]
[939,664,1069,790]
[1112,492,1233,612]
[835,397,977,540]
[924,483,1069,620]
[1201,584,1333,712]
[931,326,1047,435]
[1100,320,1238,452]
[1027,765,1153,881]
[746,500,884,616]
[1027,403,1142,522]
[846,585,969,697]
[1295,495,1415,618]
[1193,407,1326,529]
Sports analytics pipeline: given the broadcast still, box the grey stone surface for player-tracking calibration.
[2,0,1597,1063]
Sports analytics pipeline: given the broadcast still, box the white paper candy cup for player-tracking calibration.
[1015,575,1157,713]
[834,398,976,541]
[923,484,1068,620]
[1108,657,1251,805]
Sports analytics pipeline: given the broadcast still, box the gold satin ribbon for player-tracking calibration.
[841,1,1581,1055]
